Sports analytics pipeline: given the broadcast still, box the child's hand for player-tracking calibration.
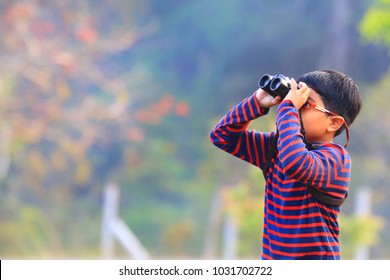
[255,89,282,108]
[284,78,310,109]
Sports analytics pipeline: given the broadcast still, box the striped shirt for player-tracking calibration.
[209,93,350,260]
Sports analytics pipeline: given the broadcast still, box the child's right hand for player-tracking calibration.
[255,88,282,108]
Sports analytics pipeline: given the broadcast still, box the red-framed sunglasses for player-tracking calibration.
[302,99,350,147]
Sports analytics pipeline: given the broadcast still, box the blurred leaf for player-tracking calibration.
[360,0,390,47]
[339,214,384,259]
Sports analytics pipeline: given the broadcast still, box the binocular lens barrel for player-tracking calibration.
[258,74,273,88]
[258,73,292,99]
[270,77,284,91]
[258,74,275,96]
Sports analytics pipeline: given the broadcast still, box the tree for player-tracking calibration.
[0,0,189,257]
[360,0,390,48]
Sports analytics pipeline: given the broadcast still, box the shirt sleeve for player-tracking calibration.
[276,100,350,198]
[209,92,276,169]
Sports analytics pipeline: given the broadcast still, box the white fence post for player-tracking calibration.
[202,188,224,259]
[222,213,237,259]
[354,187,372,260]
[101,182,150,259]
[101,182,118,259]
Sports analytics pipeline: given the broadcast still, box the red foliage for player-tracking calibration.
[75,27,98,44]
[134,94,190,124]
[3,3,33,23]
[175,101,190,117]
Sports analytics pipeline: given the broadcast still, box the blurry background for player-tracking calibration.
[1,0,390,259]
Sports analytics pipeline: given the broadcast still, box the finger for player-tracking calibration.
[273,96,281,105]
[297,81,307,91]
[290,78,297,90]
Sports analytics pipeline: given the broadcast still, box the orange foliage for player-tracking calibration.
[32,20,56,38]
[126,127,145,143]
[175,101,190,117]
[3,3,34,23]
[156,94,174,115]
[134,94,190,124]
[75,27,98,44]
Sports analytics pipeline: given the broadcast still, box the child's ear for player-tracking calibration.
[328,116,344,133]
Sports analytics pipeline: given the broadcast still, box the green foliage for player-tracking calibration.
[360,0,390,47]
[223,166,265,258]
[1,0,390,260]
[0,205,51,257]
[339,214,384,259]
[346,72,390,258]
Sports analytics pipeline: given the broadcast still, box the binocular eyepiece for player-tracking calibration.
[258,74,294,99]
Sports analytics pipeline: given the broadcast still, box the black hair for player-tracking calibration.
[297,69,362,136]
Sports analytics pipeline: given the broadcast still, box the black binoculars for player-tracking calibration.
[258,74,294,99]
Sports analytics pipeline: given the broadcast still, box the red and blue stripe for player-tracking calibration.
[210,93,350,260]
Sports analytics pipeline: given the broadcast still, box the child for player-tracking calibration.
[210,69,362,260]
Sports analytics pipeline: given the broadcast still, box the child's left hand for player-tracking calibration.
[284,78,311,109]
